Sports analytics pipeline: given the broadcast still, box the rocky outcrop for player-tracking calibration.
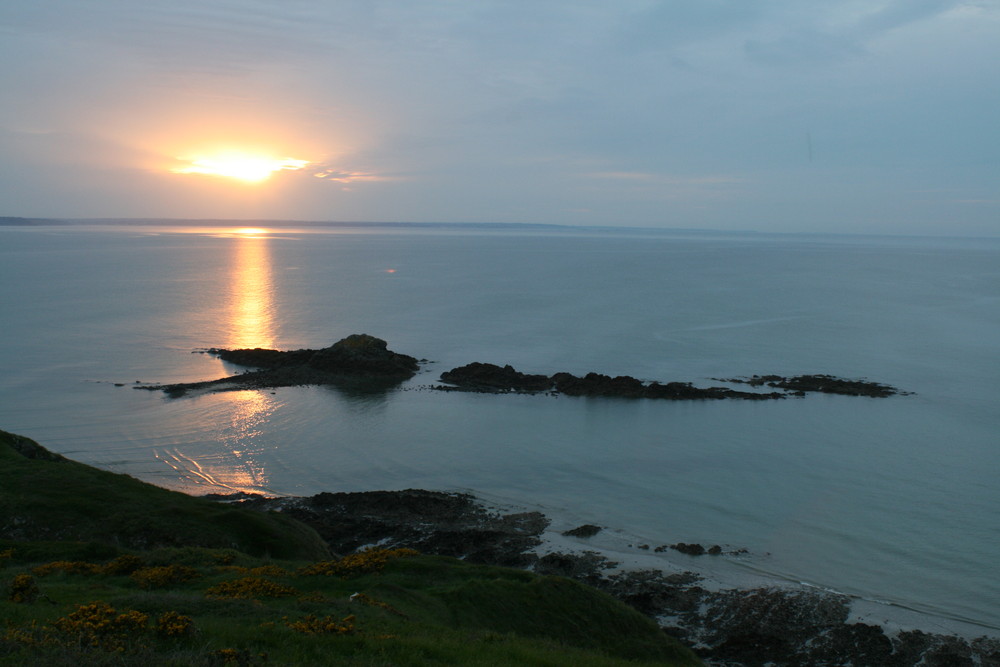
[234,489,548,568]
[144,334,419,397]
[562,524,603,538]
[436,362,902,400]
[439,362,551,392]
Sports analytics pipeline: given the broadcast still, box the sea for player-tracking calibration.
[1,221,998,637]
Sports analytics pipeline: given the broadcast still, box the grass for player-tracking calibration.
[0,429,329,560]
[0,430,703,665]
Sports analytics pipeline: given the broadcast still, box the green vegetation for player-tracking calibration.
[0,430,702,665]
[0,429,329,560]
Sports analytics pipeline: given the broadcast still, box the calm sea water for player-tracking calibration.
[1,223,998,635]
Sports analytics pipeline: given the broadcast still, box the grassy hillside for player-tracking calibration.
[0,431,702,665]
[0,429,329,560]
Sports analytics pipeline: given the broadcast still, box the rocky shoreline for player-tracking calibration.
[220,489,997,667]
[140,334,907,401]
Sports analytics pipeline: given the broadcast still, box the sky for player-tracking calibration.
[1,1,997,235]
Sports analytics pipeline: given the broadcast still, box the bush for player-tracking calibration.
[284,614,355,635]
[298,547,419,578]
[131,564,199,589]
[205,576,296,599]
[7,574,39,604]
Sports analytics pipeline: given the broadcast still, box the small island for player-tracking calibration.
[142,333,420,397]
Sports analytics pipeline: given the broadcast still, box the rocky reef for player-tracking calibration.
[142,334,419,397]
[140,334,907,401]
[437,362,903,399]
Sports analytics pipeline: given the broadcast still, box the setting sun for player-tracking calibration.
[171,153,309,183]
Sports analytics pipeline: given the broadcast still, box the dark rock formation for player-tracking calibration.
[562,524,603,538]
[143,334,419,397]
[438,363,786,400]
[439,362,552,393]
[437,362,905,400]
[671,542,707,556]
[136,335,906,401]
[235,489,548,568]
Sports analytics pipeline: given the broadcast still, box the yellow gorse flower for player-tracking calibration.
[299,547,419,578]
[205,576,296,599]
[284,614,356,635]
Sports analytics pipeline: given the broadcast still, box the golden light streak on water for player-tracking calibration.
[228,233,275,350]
[157,234,281,495]
[154,391,278,495]
[215,389,275,494]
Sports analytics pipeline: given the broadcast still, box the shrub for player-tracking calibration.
[217,564,290,577]
[51,601,149,651]
[155,610,195,638]
[131,564,199,589]
[32,560,102,576]
[299,547,419,578]
[284,613,355,635]
[7,573,39,603]
[205,576,296,599]
[102,554,145,575]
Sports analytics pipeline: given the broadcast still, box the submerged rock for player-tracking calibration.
[716,374,905,397]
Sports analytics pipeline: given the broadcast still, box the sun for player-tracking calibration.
[171,152,309,183]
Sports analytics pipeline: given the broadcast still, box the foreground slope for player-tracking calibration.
[0,429,329,560]
[0,430,702,666]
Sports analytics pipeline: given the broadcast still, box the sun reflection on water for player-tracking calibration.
[157,231,283,495]
[155,391,277,495]
[228,232,275,350]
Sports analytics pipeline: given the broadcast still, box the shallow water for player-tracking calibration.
[1,223,998,634]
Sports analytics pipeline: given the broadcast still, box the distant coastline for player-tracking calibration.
[0,216,744,240]
[6,216,999,242]
[0,215,572,231]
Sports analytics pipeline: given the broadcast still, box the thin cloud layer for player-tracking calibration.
[0,1,996,234]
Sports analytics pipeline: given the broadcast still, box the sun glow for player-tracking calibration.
[171,153,309,183]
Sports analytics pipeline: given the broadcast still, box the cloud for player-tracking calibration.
[0,1,997,234]
[742,0,967,66]
[310,168,388,184]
